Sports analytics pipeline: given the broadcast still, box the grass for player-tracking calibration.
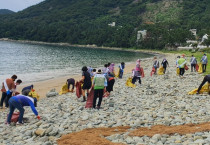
[161,49,210,75]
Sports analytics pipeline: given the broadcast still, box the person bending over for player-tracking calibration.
[7,95,40,125]
[67,78,75,92]
[197,75,210,94]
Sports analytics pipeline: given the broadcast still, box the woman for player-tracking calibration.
[80,66,92,102]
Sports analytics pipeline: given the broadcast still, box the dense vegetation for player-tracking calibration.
[0,9,15,15]
[0,0,209,49]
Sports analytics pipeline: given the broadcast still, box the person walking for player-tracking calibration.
[161,58,169,74]
[190,55,197,72]
[201,53,208,73]
[178,55,187,76]
[81,66,92,102]
[119,62,125,79]
[92,69,107,109]
[153,56,159,75]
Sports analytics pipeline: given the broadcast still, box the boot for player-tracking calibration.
[82,96,86,102]
[86,93,89,97]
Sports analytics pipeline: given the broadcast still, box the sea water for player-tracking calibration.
[0,40,153,86]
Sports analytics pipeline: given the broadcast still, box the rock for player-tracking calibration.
[46,89,58,97]
[45,126,53,134]
[35,129,46,137]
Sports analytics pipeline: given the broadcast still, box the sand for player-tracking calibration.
[17,62,138,99]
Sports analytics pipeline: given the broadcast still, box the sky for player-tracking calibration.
[0,0,45,12]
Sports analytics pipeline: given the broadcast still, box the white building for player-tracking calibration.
[137,30,147,41]
[108,22,116,27]
[189,29,197,36]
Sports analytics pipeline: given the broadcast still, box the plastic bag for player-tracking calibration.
[59,83,69,95]
[158,66,164,75]
[126,77,136,88]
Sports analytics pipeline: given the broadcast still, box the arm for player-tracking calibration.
[28,100,38,116]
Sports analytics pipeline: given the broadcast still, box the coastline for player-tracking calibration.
[0,38,164,99]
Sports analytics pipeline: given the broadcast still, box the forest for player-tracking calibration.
[0,0,210,49]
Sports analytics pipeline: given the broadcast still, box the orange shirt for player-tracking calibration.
[1,78,15,93]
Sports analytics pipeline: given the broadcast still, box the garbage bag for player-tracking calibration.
[158,66,164,75]
[140,67,145,78]
[126,77,136,88]
[59,83,69,95]
[198,63,203,74]
[28,89,40,101]
[85,88,94,108]
[76,82,82,98]
[188,83,209,95]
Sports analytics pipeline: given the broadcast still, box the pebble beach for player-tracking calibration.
[1,53,210,145]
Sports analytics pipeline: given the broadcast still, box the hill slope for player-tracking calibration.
[0,0,209,49]
[0,9,15,15]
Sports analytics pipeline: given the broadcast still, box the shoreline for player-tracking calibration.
[0,38,164,99]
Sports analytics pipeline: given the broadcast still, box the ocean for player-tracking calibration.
[0,40,153,87]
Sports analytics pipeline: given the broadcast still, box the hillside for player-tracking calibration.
[0,9,15,15]
[0,0,209,49]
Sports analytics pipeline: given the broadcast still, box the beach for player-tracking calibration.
[1,52,210,145]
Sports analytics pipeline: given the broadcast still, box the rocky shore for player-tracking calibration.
[0,53,209,145]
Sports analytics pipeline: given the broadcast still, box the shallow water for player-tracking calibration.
[0,40,153,86]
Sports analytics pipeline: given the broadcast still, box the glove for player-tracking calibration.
[37,115,41,120]
[6,90,11,95]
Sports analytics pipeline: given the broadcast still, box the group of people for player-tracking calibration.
[0,75,40,125]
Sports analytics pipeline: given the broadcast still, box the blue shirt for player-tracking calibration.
[12,95,38,116]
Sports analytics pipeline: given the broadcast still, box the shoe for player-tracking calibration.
[96,106,100,110]
[82,96,86,102]
[16,122,24,125]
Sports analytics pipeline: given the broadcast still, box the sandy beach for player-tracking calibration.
[16,49,158,99]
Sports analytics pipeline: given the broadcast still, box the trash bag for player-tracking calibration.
[59,83,69,95]
[188,83,209,95]
[28,89,40,101]
[195,64,199,71]
[158,66,164,75]
[140,67,145,78]
[85,88,94,108]
[150,67,155,76]
[198,63,203,74]
[184,65,189,70]
[6,112,20,123]
[126,77,136,88]
[176,68,180,75]
[115,68,120,78]
[76,82,82,98]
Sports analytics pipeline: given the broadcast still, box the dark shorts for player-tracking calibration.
[82,82,92,90]
[106,79,115,92]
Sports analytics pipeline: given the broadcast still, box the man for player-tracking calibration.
[92,69,107,109]
[0,75,17,109]
[22,85,33,96]
[190,55,197,72]
[7,95,40,125]
[178,55,187,76]
[201,53,208,73]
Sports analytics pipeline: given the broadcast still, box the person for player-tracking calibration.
[136,59,141,71]
[132,68,141,85]
[0,75,17,109]
[161,58,169,74]
[105,72,115,97]
[153,56,159,75]
[197,75,210,94]
[176,56,180,67]
[119,62,125,79]
[92,69,107,109]
[14,79,22,95]
[67,78,75,92]
[81,66,92,102]
[201,53,208,73]
[87,66,93,77]
[190,55,197,72]
[108,63,115,75]
[22,85,33,96]
[92,69,97,77]
[102,64,108,74]
[6,95,40,125]
[178,55,187,76]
